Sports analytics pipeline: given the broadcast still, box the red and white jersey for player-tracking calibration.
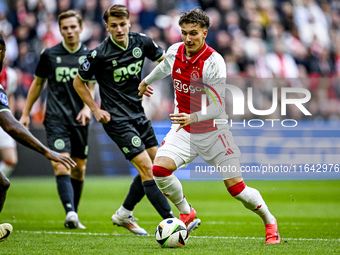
[159,42,227,133]
[0,66,18,96]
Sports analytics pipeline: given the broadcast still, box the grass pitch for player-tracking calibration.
[1,177,339,254]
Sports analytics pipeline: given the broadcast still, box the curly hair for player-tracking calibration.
[179,7,210,29]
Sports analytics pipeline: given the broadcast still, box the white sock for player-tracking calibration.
[234,186,275,225]
[117,205,132,218]
[0,161,14,177]
[154,173,191,214]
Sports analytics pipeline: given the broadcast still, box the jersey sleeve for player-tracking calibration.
[196,52,227,122]
[0,86,10,112]
[144,43,178,84]
[34,49,49,79]
[78,49,98,81]
[143,35,165,62]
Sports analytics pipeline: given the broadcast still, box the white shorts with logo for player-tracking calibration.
[156,124,242,179]
[0,127,16,149]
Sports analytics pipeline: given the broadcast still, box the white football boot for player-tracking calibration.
[111,212,148,236]
[0,223,13,242]
[64,211,79,229]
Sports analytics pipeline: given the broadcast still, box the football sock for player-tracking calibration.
[117,205,132,218]
[122,174,145,211]
[153,166,191,214]
[229,181,275,225]
[142,179,174,219]
[0,172,10,213]
[56,175,75,214]
[70,178,83,213]
[0,161,14,177]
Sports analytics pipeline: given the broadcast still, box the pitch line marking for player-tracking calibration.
[17,230,340,242]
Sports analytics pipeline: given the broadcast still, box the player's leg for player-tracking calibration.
[70,158,86,212]
[45,123,79,229]
[130,149,174,219]
[0,129,17,177]
[152,127,198,227]
[0,171,10,213]
[0,172,12,242]
[220,158,280,244]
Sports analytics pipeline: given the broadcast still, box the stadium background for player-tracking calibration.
[0,0,339,179]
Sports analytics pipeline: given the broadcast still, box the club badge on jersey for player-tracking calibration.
[0,92,8,106]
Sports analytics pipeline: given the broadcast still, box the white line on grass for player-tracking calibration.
[18,230,340,242]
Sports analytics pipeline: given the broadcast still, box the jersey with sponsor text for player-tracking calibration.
[158,42,227,133]
[35,42,94,126]
[78,32,164,121]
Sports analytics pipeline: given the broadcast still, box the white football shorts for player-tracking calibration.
[156,124,242,179]
[0,127,16,149]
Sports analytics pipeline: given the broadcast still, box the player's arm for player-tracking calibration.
[0,110,76,169]
[75,81,95,126]
[73,74,110,124]
[19,77,46,128]
[138,58,170,97]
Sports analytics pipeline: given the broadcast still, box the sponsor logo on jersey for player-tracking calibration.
[56,57,62,63]
[112,60,117,67]
[78,56,87,65]
[174,79,202,94]
[0,93,8,106]
[54,139,65,150]
[82,59,90,71]
[113,60,143,82]
[132,47,142,58]
[56,67,78,82]
[176,68,181,74]
[91,50,97,58]
[131,136,141,147]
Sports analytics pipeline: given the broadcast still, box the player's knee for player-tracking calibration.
[71,164,86,180]
[152,165,173,177]
[53,162,70,175]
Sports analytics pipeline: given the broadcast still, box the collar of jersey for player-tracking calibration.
[110,35,129,51]
[62,41,82,53]
[181,42,208,64]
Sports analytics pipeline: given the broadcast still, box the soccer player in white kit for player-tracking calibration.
[138,7,280,244]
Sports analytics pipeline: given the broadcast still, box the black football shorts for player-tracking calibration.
[103,116,158,161]
[44,122,89,159]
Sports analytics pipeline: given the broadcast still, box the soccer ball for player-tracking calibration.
[155,218,189,248]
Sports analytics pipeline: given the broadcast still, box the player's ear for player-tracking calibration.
[203,29,208,39]
[105,23,109,31]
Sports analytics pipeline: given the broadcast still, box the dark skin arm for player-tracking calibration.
[0,111,76,169]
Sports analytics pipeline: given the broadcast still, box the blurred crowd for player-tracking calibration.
[1,0,340,124]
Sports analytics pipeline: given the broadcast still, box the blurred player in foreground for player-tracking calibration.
[0,33,76,242]
[74,4,200,235]
[0,63,18,177]
[138,7,280,244]
[20,11,95,229]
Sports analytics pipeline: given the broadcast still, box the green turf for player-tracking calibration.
[1,177,339,254]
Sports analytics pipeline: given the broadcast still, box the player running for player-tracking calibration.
[74,4,200,235]
[19,11,95,229]
[0,32,76,242]
[138,7,280,244]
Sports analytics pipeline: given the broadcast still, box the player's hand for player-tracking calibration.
[170,113,198,132]
[19,115,30,129]
[93,109,111,124]
[76,107,91,126]
[138,78,154,97]
[45,150,77,169]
